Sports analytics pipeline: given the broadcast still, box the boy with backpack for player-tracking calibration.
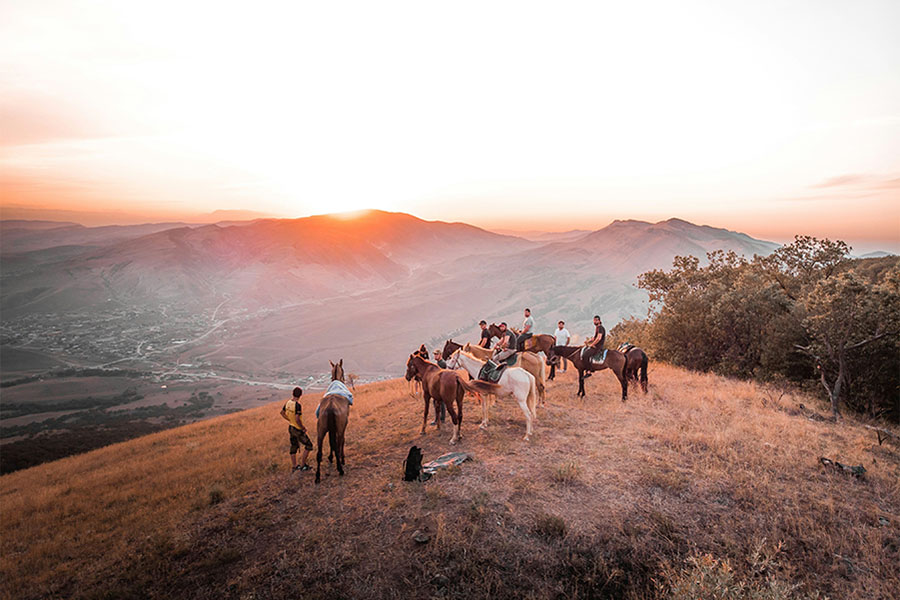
[280,386,313,472]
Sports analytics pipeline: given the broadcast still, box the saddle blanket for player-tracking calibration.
[316,380,354,418]
[423,452,471,474]
[580,347,608,364]
[617,343,635,354]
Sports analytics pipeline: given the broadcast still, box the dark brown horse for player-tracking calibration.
[316,359,351,484]
[405,352,488,444]
[547,345,629,401]
[623,347,649,393]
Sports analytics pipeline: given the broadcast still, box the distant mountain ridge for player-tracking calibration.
[1,211,779,376]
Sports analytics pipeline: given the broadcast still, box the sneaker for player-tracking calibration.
[299,465,312,472]
[429,419,436,425]
[292,465,302,472]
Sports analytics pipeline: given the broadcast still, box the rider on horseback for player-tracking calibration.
[581,315,605,379]
[517,308,534,351]
[490,322,518,375]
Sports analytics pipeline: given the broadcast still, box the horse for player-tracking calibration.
[315,359,352,484]
[546,345,629,401]
[487,323,556,355]
[441,339,546,406]
[623,347,649,393]
[405,352,470,444]
[445,349,537,441]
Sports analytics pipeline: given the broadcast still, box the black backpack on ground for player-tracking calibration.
[403,446,423,481]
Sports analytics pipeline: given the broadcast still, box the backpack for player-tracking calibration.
[403,446,424,481]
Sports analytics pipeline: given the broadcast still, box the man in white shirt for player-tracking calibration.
[554,320,571,373]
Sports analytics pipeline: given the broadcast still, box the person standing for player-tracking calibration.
[477,320,492,349]
[430,349,447,424]
[553,320,571,374]
[280,387,312,472]
[582,315,606,378]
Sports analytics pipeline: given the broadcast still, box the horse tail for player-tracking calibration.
[526,373,537,419]
[640,351,649,393]
[326,406,339,461]
[460,378,502,397]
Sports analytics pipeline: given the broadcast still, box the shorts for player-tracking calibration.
[289,427,313,453]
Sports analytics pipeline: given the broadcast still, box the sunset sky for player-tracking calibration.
[1,1,898,252]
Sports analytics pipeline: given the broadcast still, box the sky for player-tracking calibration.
[1,1,899,253]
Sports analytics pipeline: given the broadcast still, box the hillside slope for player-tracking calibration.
[2,365,897,599]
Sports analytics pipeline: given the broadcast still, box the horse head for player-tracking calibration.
[546,346,560,366]
[445,348,462,370]
[405,353,426,381]
[442,339,462,360]
[330,359,345,382]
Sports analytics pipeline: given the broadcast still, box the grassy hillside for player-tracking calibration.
[2,364,898,599]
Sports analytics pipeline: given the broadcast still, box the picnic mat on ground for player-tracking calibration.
[423,452,471,474]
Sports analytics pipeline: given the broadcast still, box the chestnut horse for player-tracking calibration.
[441,339,546,406]
[316,359,352,484]
[405,352,473,444]
[547,345,629,401]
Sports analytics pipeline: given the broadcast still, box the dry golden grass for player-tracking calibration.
[2,365,898,599]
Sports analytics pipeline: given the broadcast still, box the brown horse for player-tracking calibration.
[405,353,470,444]
[547,345,629,401]
[441,339,546,406]
[623,347,649,393]
[487,323,556,355]
[315,359,351,484]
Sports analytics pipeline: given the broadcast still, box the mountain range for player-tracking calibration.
[1,211,779,378]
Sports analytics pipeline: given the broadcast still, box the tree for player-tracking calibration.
[795,269,900,417]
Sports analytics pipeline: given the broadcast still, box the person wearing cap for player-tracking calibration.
[477,320,492,349]
[491,322,518,373]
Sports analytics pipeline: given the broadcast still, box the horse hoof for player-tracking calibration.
[523,435,531,442]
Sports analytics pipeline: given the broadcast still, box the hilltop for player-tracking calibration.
[2,364,897,599]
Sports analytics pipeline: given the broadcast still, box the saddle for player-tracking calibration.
[478,355,516,383]
[580,347,608,365]
[617,342,635,354]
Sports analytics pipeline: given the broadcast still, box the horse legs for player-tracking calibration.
[618,367,628,402]
[336,427,345,476]
[479,393,489,430]
[516,389,534,441]
[433,397,441,431]
[449,387,463,445]
[578,370,586,398]
[315,427,325,484]
[421,393,431,435]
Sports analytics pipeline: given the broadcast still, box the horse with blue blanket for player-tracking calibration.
[316,359,353,484]
[546,345,629,401]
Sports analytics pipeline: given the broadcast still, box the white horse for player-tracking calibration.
[445,349,537,441]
